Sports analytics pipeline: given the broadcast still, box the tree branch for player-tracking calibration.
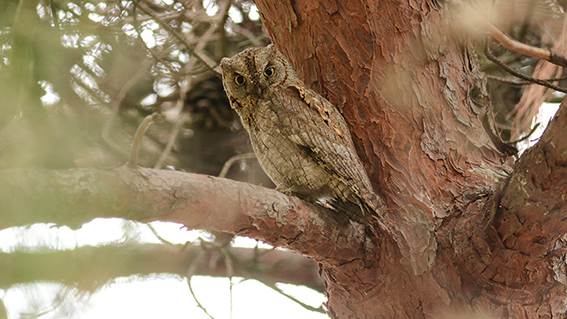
[128,113,159,168]
[487,22,567,68]
[485,46,567,94]
[132,0,221,77]
[496,98,567,254]
[0,167,367,265]
[0,243,323,292]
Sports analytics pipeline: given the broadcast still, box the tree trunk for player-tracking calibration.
[252,0,567,317]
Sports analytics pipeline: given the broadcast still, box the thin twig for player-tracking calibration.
[186,249,216,319]
[133,0,221,77]
[487,75,567,86]
[463,1,567,68]
[21,286,69,319]
[47,0,60,30]
[152,24,216,170]
[517,0,537,41]
[102,63,150,159]
[480,112,518,155]
[219,246,235,319]
[230,23,266,47]
[485,46,567,94]
[218,153,257,178]
[153,12,221,169]
[255,278,326,314]
[507,123,540,144]
[153,112,188,169]
[146,223,175,245]
[187,279,216,319]
[153,29,213,169]
[128,113,159,168]
[132,8,177,75]
[215,0,232,58]
[117,11,183,24]
[225,244,325,314]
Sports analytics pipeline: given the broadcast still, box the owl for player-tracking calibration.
[220,44,381,224]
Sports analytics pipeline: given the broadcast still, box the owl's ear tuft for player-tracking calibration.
[265,44,277,55]
[220,58,230,71]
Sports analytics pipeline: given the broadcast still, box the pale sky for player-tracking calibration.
[0,220,327,319]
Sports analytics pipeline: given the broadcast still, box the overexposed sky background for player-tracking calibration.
[0,220,327,319]
[516,101,561,154]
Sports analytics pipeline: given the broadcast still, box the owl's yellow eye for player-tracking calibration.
[264,66,275,77]
[234,75,246,85]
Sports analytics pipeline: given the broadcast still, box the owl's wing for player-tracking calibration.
[273,85,377,207]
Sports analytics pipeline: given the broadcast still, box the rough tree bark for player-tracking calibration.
[1,0,567,318]
[250,0,567,318]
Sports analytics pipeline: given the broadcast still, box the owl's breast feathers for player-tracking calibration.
[260,84,381,223]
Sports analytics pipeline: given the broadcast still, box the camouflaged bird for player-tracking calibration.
[220,44,381,224]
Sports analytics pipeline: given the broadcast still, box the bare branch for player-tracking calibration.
[218,153,257,178]
[187,277,216,319]
[133,0,221,77]
[484,46,567,94]
[487,23,567,68]
[128,113,159,168]
[0,244,323,292]
[506,123,540,144]
[487,75,567,86]
[464,1,567,68]
[0,167,367,264]
[153,112,187,169]
[264,281,326,314]
[186,248,216,319]
[102,62,152,160]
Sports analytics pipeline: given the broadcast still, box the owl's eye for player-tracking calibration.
[264,66,275,77]
[234,75,246,85]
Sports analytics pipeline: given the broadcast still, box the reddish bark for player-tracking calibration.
[250,0,567,317]
[0,166,368,263]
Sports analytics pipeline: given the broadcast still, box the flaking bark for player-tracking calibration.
[252,0,567,317]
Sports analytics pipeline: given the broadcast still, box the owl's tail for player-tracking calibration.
[330,192,381,225]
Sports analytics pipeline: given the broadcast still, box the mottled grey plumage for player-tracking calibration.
[220,45,380,224]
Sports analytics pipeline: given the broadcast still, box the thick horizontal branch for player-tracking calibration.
[0,167,367,265]
[0,243,324,292]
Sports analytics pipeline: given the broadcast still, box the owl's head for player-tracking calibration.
[220,44,300,105]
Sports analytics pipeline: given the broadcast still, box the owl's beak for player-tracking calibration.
[255,85,263,96]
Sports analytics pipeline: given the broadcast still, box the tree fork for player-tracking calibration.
[253,0,567,317]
